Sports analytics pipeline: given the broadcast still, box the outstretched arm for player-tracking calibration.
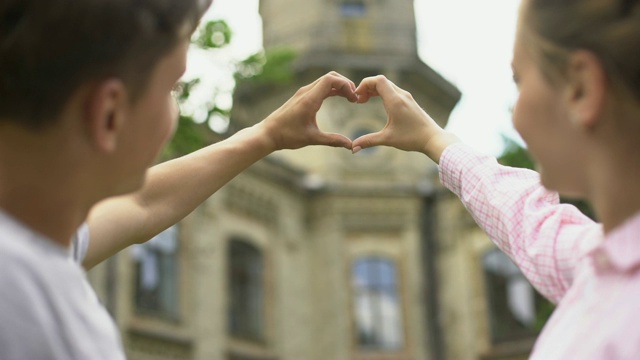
[84,72,357,269]
[353,75,602,303]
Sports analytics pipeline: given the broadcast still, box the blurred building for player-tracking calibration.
[88,1,547,359]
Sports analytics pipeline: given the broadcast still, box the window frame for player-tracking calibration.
[132,225,181,321]
[350,255,407,355]
[227,238,267,344]
[482,248,548,344]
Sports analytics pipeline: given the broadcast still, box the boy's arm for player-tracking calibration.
[83,72,357,269]
[85,127,270,269]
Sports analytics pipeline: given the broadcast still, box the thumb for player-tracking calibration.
[317,131,353,150]
[352,131,386,154]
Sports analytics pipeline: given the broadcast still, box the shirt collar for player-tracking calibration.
[0,208,71,258]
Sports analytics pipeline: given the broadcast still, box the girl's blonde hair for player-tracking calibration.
[520,0,640,101]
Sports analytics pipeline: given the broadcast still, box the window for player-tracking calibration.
[352,257,404,352]
[340,0,371,51]
[341,0,366,17]
[132,225,180,319]
[483,248,550,342]
[228,240,265,342]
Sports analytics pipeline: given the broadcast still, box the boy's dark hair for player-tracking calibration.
[0,0,212,129]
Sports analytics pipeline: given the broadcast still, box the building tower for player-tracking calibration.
[235,0,460,186]
[230,1,461,360]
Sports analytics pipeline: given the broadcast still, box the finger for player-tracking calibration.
[328,87,358,102]
[352,131,387,154]
[302,72,355,98]
[355,75,399,104]
[325,71,357,93]
[354,83,377,103]
[315,131,353,150]
[310,73,358,103]
[328,79,358,102]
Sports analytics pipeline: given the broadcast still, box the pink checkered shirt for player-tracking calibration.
[439,143,640,359]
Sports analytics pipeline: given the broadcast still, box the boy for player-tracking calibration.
[0,1,356,358]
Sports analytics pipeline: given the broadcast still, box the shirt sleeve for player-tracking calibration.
[438,143,603,304]
[71,223,90,264]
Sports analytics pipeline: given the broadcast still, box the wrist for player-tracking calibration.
[236,122,279,156]
[423,131,461,164]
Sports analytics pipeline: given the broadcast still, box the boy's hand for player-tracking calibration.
[352,75,460,163]
[257,71,358,151]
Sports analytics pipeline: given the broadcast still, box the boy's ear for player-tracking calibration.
[564,50,607,128]
[85,79,128,153]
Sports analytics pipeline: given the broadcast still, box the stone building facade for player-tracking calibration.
[88,1,546,359]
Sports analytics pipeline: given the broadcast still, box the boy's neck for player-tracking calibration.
[0,194,89,248]
[0,123,93,247]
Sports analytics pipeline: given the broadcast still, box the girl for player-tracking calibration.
[352,0,640,358]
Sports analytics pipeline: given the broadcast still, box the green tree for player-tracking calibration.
[163,21,297,160]
[235,47,297,86]
[498,137,536,170]
[162,19,233,159]
[498,137,596,219]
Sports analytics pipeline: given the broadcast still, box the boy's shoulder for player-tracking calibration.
[0,211,75,272]
[0,210,86,317]
[0,210,90,265]
[0,212,124,359]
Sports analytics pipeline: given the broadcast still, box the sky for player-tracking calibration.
[186,0,524,156]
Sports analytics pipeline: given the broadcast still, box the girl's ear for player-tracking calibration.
[563,50,607,129]
[85,79,129,153]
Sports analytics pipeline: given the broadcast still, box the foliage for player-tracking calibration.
[162,20,233,160]
[192,20,232,49]
[534,299,555,332]
[235,47,297,86]
[498,136,596,220]
[498,137,536,170]
[162,80,207,158]
[163,20,297,160]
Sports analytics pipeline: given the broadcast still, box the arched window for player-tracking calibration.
[227,239,264,342]
[352,256,404,352]
[132,225,180,319]
[483,248,550,342]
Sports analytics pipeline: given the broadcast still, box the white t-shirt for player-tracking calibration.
[0,210,125,360]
